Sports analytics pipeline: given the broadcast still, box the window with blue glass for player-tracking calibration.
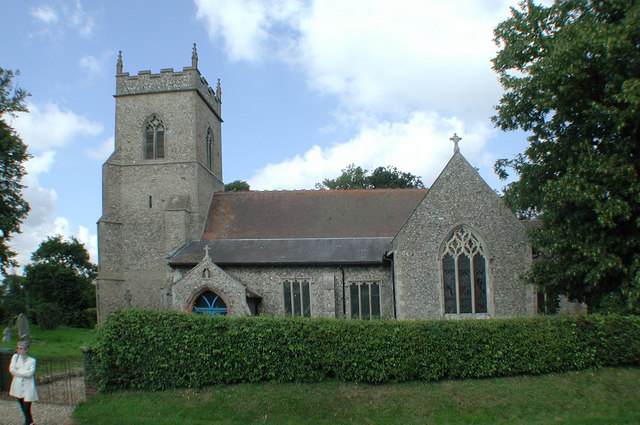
[442,227,488,314]
[193,290,227,316]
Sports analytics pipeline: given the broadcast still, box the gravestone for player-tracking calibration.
[17,313,31,343]
[1,326,10,342]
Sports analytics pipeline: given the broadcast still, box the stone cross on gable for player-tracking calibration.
[203,244,210,260]
[450,133,461,153]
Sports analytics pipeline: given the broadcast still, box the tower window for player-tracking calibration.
[206,128,214,170]
[145,115,165,159]
[442,226,488,314]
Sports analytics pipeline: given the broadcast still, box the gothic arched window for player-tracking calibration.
[442,227,488,314]
[205,128,213,170]
[193,290,227,316]
[144,115,165,159]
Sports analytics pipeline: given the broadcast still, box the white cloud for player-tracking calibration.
[195,0,308,61]
[79,54,102,77]
[12,102,102,152]
[250,111,491,190]
[85,136,114,162]
[31,5,58,23]
[28,1,99,40]
[196,0,517,190]
[6,103,102,271]
[70,0,96,38]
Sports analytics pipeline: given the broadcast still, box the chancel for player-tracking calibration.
[96,48,543,322]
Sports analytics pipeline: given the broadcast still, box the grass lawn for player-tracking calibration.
[0,325,95,360]
[73,366,640,425]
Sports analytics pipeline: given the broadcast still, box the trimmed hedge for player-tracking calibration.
[91,310,640,391]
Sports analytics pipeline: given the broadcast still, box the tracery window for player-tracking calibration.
[349,281,381,320]
[283,278,311,317]
[205,128,213,170]
[193,290,227,316]
[442,227,488,314]
[144,115,165,159]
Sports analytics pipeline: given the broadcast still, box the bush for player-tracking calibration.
[65,308,97,329]
[91,310,640,392]
[36,303,62,330]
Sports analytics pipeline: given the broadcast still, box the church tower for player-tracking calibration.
[96,46,223,322]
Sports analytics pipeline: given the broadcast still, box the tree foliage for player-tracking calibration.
[23,235,97,327]
[316,164,425,190]
[224,180,250,191]
[0,274,26,324]
[493,0,640,312]
[0,68,30,273]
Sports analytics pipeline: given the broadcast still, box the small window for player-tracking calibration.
[205,128,214,170]
[283,278,311,317]
[349,281,381,319]
[193,290,227,316]
[144,115,165,159]
[442,227,488,314]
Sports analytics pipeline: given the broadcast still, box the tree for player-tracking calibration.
[492,0,640,312]
[316,164,424,190]
[224,180,250,191]
[23,235,97,327]
[0,274,26,324]
[0,68,30,273]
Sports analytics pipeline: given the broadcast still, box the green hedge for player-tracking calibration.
[90,310,640,391]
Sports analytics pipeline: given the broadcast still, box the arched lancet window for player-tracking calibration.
[145,115,165,159]
[202,268,211,278]
[442,227,488,314]
[193,290,227,316]
[205,128,213,170]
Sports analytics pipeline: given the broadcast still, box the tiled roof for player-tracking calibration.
[170,188,428,266]
[201,188,428,240]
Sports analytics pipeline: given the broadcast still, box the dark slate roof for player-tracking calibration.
[168,237,393,266]
[170,188,428,266]
[201,189,428,239]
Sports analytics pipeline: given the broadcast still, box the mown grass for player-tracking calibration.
[73,367,640,425]
[0,325,95,360]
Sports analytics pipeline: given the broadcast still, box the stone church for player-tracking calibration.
[96,47,538,323]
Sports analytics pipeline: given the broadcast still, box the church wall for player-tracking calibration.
[219,264,392,318]
[393,153,535,319]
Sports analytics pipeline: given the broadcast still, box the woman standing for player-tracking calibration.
[9,340,38,425]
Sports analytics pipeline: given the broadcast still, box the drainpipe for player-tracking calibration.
[384,250,396,319]
[340,266,346,318]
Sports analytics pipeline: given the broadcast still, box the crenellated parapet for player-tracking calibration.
[115,46,221,119]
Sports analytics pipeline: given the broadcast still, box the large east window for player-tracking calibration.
[144,115,165,159]
[349,281,381,319]
[283,278,311,317]
[442,227,488,314]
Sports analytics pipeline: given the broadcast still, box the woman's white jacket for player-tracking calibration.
[9,353,39,402]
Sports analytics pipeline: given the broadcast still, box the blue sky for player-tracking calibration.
[1,0,532,270]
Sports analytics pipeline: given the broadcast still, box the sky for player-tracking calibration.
[1,0,534,272]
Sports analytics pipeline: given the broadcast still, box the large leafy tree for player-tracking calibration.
[224,180,250,191]
[316,164,424,189]
[0,68,30,273]
[493,0,640,312]
[23,235,97,327]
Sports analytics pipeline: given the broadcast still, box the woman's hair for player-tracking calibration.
[17,341,30,352]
